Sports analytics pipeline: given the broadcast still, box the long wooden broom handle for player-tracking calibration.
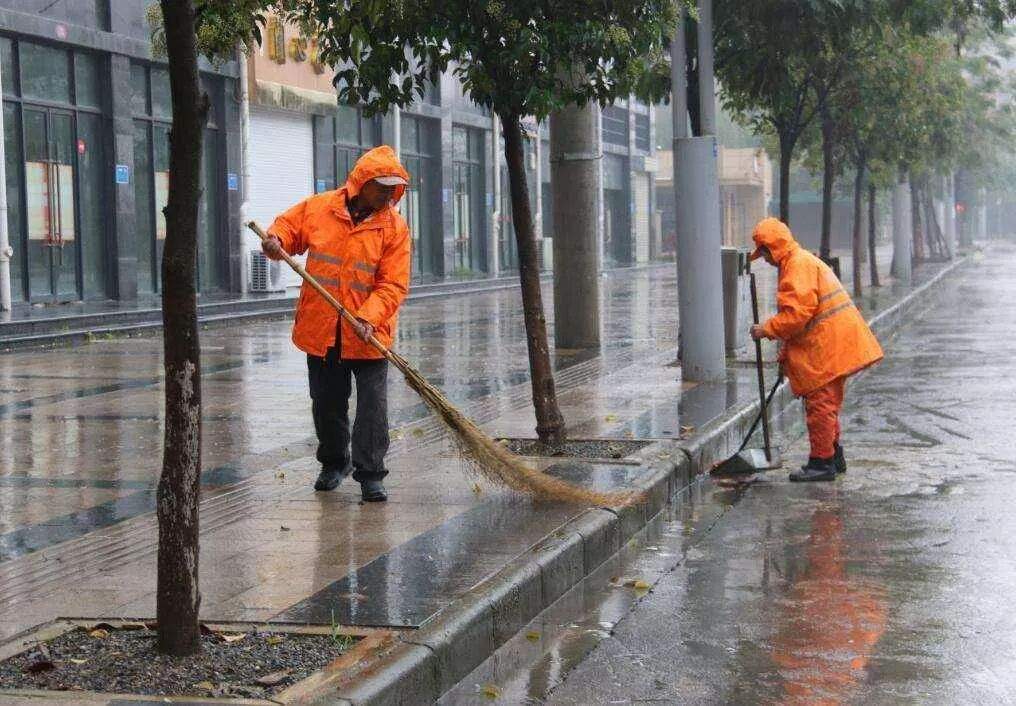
[246,221,394,361]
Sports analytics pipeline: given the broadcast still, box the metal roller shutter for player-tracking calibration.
[248,108,314,289]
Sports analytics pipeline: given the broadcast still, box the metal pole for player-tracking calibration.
[670,5,688,141]
[393,104,401,160]
[490,113,501,275]
[892,173,912,284]
[672,0,726,381]
[696,0,717,136]
[0,52,12,312]
[237,45,252,294]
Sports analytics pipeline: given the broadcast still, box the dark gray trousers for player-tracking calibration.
[307,347,389,482]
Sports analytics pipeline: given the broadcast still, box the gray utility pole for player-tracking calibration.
[0,55,11,312]
[671,0,726,381]
[891,174,912,284]
[550,99,602,349]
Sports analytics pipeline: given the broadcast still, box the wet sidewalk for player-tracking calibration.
[0,249,897,645]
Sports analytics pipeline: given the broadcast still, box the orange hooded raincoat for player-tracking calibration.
[267,145,411,360]
[752,218,883,397]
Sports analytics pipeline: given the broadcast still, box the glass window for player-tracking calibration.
[199,128,222,291]
[20,42,71,104]
[634,113,650,152]
[601,105,628,147]
[359,113,378,146]
[336,105,358,143]
[400,114,419,153]
[3,102,24,301]
[1,38,16,97]
[78,111,108,298]
[453,127,468,161]
[130,63,148,116]
[201,75,217,127]
[313,114,335,191]
[151,68,171,120]
[74,52,101,109]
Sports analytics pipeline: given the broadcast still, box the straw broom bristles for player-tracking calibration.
[247,221,641,507]
[387,349,642,507]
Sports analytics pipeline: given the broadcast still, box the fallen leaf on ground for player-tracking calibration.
[217,632,247,644]
[412,428,425,437]
[265,634,285,645]
[680,425,695,435]
[275,471,286,480]
[481,683,501,699]
[195,680,215,691]
[339,592,368,602]
[280,526,290,532]
[632,580,651,591]
[391,429,403,440]
[254,669,291,687]
[525,631,541,642]
[24,659,55,674]
[68,658,88,665]
[472,483,483,495]
[604,414,619,422]
[88,629,109,639]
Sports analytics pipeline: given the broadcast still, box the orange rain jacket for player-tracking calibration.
[267,145,411,360]
[752,218,884,396]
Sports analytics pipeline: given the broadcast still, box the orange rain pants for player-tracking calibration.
[803,376,846,459]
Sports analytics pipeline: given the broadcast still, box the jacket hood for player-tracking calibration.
[751,217,799,264]
[344,145,410,205]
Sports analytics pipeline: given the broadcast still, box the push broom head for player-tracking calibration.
[390,352,643,507]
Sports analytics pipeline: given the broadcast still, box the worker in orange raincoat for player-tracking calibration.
[263,146,411,501]
[749,218,883,482]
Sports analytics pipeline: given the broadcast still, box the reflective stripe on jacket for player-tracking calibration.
[755,218,884,396]
[267,145,412,359]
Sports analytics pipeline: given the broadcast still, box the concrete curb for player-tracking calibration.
[310,257,968,706]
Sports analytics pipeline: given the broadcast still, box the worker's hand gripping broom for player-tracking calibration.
[247,222,640,507]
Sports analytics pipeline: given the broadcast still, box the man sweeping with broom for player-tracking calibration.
[262,145,411,502]
[749,218,883,482]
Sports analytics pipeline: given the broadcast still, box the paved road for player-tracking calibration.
[446,248,1016,705]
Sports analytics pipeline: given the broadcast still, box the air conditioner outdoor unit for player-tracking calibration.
[249,250,286,292]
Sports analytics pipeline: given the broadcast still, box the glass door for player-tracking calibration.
[23,107,80,302]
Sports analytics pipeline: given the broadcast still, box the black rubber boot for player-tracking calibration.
[360,479,388,502]
[834,443,847,474]
[789,457,837,482]
[314,465,351,491]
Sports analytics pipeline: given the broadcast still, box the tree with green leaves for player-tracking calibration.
[294,0,675,444]
[715,0,860,225]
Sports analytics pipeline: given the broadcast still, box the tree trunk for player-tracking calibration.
[867,182,880,287]
[910,175,925,263]
[851,155,866,296]
[819,104,834,260]
[500,112,565,444]
[778,135,794,225]
[157,0,205,657]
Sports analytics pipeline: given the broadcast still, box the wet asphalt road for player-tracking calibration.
[445,249,1016,705]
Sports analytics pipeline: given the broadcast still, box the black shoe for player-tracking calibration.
[834,443,847,474]
[789,457,836,482]
[360,479,388,502]
[314,465,351,491]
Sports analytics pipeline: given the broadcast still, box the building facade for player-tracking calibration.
[0,0,243,306]
[1,4,660,308]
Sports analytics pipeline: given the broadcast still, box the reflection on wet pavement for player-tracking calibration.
[442,248,1016,705]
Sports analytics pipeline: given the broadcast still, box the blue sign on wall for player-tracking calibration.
[227,173,239,191]
[115,164,129,185]
[486,193,494,208]
[443,188,451,205]
[315,179,328,193]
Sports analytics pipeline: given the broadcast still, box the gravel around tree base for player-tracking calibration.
[501,438,653,459]
[0,625,354,699]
